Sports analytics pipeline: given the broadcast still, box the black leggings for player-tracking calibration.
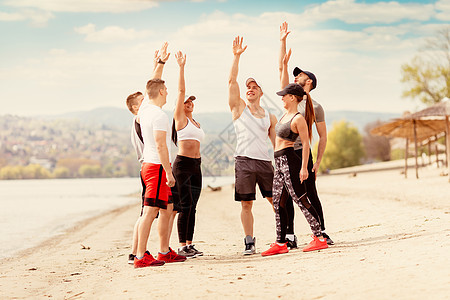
[286,150,326,234]
[273,148,321,243]
[171,155,202,243]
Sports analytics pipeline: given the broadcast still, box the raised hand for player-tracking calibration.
[232,36,247,56]
[159,41,170,62]
[175,51,186,67]
[280,21,291,41]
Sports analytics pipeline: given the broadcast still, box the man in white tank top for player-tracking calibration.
[228,36,278,255]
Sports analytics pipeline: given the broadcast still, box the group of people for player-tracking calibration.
[125,22,333,269]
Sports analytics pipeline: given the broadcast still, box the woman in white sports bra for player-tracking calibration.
[171,51,205,258]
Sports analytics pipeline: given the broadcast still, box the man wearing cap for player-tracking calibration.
[228,36,278,255]
[278,22,334,246]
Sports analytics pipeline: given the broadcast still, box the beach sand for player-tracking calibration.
[0,164,449,299]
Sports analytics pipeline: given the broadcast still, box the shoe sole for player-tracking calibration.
[302,244,328,252]
[261,250,288,257]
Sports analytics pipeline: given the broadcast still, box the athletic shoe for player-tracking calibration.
[322,232,334,245]
[188,244,203,257]
[157,248,187,263]
[261,242,289,256]
[286,235,298,249]
[134,251,165,268]
[302,235,328,252]
[178,246,196,258]
[243,236,256,255]
[128,254,135,264]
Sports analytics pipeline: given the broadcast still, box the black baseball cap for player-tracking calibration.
[276,83,305,97]
[293,67,317,90]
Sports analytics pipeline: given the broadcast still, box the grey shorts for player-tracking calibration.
[234,156,274,201]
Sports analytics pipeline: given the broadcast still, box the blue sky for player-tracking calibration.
[0,0,449,116]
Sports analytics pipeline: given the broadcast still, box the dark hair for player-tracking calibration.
[294,93,315,141]
[171,119,178,146]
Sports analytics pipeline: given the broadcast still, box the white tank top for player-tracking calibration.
[177,118,205,142]
[233,106,271,161]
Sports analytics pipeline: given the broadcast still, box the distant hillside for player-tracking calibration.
[43,107,399,133]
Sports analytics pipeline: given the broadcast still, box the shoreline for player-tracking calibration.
[0,165,448,299]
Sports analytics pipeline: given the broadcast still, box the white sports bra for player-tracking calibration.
[177,118,205,142]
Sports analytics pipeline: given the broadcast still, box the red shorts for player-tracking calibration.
[141,163,172,209]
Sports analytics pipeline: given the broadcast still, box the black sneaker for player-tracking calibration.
[322,232,334,245]
[286,235,298,249]
[243,236,256,255]
[177,246,196,258]
[128,254,135,264]
[188,244,203,257]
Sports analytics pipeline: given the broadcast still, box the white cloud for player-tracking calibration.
[435,0,450,21]
[304,0,435,24]
[75,24,153,43]
[0,9,54,26]
[1,4,444,117]
[4,0,159,13]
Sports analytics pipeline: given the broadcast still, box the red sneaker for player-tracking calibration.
[261,242,289,256]
[302,235,328,252]
[134,251,165,268]
[157,248,187,263]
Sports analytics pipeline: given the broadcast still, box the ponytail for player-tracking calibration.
[303,92,315,141]
[171,119,178,146]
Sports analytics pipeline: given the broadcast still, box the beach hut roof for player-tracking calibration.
[410,98,450,119]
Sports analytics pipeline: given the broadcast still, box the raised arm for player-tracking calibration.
[152,42,170,80]
[228,36,247,120]
[279,22,291,88]
[174,51,187,127]
[281,48,291,89]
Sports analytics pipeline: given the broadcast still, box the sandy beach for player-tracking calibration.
[0,163,449,299]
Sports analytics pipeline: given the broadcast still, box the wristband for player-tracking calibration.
[157,59,165,64]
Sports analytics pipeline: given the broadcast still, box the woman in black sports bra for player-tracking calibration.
[261,83,328,256]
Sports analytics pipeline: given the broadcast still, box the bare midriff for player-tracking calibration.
[274,137,295,152]
[178,140,201,158]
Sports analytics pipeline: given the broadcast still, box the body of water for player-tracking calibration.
[0,176,234,259]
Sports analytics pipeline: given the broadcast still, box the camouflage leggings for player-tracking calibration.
[273,148,322,242]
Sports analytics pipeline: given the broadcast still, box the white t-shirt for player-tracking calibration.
[130,115,144,164]
[138,101,171,164]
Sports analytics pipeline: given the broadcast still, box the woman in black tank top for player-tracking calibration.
[262,83,328,257]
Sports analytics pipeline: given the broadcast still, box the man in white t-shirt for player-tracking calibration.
[133,58,187,268]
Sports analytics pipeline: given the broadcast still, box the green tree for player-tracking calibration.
[401,26,450,105]
[319,120,365,172]
[52,166,71,178]
[78,164,102,178]
[0,166,23,179]
[23,164,51,179]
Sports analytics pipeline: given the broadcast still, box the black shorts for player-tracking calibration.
[234,156,274,201]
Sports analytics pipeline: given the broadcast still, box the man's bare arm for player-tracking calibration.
[154,130,175,187]
[228,36,246,120]
[152,42,170,80]
[313,121,327,176]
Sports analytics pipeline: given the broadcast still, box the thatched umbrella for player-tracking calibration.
[410,99,450,182]
[371,117,446,178]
